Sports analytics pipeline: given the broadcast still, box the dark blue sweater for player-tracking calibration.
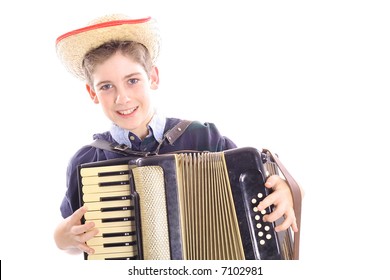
[61,118,236,218]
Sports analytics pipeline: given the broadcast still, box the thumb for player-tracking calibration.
[70,206,88,223]
[265,174,279,189]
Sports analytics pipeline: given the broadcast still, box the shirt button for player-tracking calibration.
[130,136,135,141]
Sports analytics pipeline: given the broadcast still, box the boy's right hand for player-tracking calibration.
[54,206,99,254]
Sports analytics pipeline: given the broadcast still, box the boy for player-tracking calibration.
[54,14,299,256]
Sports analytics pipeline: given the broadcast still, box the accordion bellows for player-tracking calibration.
[78,147,296,260]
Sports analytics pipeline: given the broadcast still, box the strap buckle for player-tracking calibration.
[112,144,157,157]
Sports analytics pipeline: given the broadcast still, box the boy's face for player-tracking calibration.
[86,52,159,139]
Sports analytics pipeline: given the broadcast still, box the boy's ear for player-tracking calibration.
[86,84,99,104]
[150,66,160,90]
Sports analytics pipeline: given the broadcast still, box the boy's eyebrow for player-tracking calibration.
[94,80,109,88]
[123,72,143,80]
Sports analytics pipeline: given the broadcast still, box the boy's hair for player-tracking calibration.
[82,40,154,87]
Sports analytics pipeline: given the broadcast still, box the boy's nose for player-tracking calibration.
[115,88,131,104]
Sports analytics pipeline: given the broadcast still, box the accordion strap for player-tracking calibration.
[88,138,150,156]
[89,120,193,156]
[164,120,192,145]
[153,119,193,152]
[263,149,302,260]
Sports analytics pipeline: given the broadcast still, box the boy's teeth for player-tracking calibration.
[120,107,136,114]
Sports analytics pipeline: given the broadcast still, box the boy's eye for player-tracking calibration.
[128,78,139,85]
[100,84,113,91]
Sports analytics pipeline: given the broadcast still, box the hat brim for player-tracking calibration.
[56,17,160,80]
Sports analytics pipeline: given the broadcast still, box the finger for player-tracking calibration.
[264,175,280,189]
[274,217,291,232]
[263,206,284,223]
[259,176,286,210]
[285,208,298,232]
[274,210,298,232]
[290,219,298,232]
[77,242,95,255]
[275,219,297,232]
[78,227,99,243]
[257,193,276,211]
[74,227,99,254]
[71,221,96,236]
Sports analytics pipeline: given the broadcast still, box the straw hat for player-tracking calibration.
[56,14,161,80]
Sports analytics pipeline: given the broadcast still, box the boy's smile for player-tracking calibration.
[117,106,139,116]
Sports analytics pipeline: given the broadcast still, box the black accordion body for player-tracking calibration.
[77,147,298,260]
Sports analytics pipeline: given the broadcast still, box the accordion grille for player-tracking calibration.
[133,166,171,260]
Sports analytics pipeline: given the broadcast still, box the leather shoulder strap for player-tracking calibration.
[153,120,193,153]
[164,120,193,145]
[89,120,193,156]
[89,139,151,156]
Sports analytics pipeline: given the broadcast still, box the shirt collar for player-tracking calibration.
[147,113,166,143]
[110,113,166,148]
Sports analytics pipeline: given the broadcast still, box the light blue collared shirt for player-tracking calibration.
[109,113,166,148]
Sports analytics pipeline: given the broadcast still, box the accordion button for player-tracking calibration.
[260,240,265,245]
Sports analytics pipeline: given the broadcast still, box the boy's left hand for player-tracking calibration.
[257,175,298,232]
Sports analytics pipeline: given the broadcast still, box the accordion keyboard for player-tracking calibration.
[79,163,139,260]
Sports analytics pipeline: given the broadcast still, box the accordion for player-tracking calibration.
[77,147,302,260]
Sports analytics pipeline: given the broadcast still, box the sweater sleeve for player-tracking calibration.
[61,145,101,218]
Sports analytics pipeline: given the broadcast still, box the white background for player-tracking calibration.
[1,0,389,279]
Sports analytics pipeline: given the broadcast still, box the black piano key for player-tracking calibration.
[103,231,136,238]
[105,255,138,260]
[101,195,132,202]
[98,170,129,177]
[102,216,135,223]
[99,180,130,187]
[103,241,137,248]
[100,206,134,212]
